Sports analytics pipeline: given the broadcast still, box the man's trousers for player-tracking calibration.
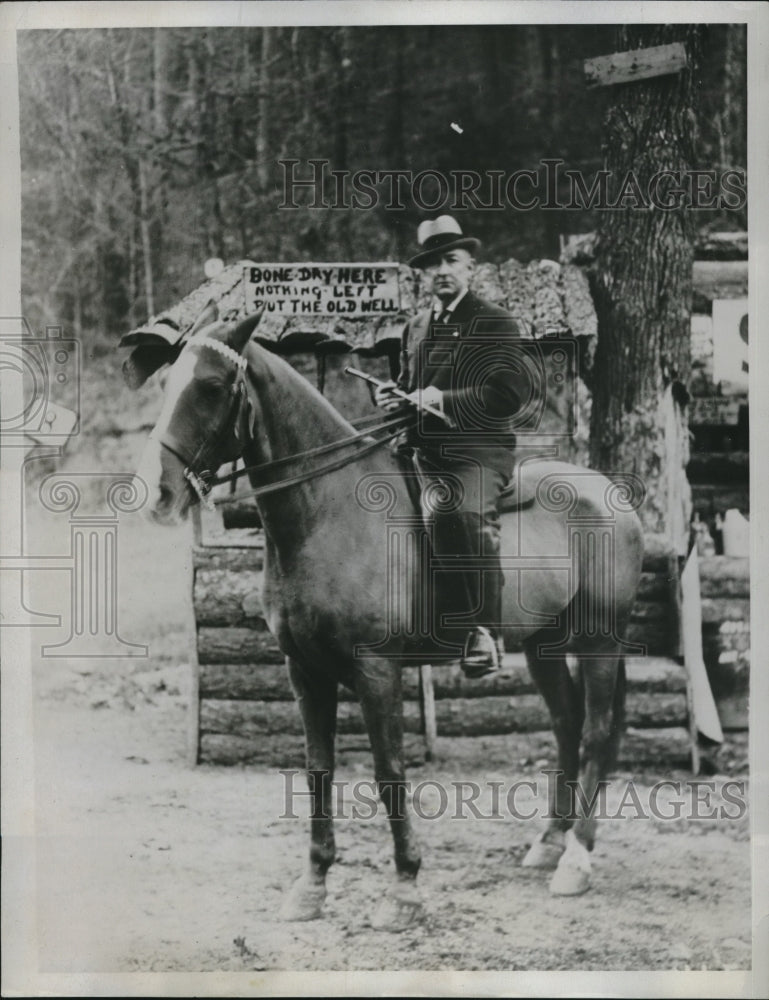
[413,450,508,637]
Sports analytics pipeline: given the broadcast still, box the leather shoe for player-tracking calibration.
[461,627,501,679]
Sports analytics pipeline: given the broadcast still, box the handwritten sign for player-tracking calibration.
[584,42,687,89]
[244,263,400,317]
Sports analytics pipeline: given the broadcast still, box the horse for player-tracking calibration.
[131,308,644,931]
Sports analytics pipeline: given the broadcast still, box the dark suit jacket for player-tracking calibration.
[397,290,522,476]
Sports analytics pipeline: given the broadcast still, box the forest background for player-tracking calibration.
[17,24,746,348]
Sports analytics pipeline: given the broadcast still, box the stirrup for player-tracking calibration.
[461,627,501,679]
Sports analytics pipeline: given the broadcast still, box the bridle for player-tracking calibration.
[153,338,249,511]
[154,337,414,511]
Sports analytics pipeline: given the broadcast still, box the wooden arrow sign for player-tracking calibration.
[584,42,688,88]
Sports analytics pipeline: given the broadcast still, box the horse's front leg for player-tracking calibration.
[280,656,338,921]
[355,658,424,932]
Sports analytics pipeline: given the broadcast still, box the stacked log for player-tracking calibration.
[189,530,748,767]
[626,534,680,657]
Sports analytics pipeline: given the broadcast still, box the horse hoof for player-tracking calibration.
[522,832,565,870]
[371,886,425,932]
[279,878,327,921]
[548,830,591,896]
[549,864,591,896]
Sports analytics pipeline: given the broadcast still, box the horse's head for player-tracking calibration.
[136,309,262,525]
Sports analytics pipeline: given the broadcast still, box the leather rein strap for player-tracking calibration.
[211,411,413,506]
[158,338,415,510]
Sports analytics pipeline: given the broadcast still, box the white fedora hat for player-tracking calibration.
[408,215,481,269]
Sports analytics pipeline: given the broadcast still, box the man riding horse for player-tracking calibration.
[375,215,524,679]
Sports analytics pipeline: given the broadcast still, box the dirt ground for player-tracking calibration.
[21,488,753,983]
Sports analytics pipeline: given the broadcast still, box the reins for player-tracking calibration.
[160,337,415,510]
[210,409,414,507]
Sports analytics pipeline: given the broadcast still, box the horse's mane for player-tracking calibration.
[246,340,358,439]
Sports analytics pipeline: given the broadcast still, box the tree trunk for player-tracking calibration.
[540,26,564,258]
[127,224,137,329]
[386,27,410,261]
[721,24,747,170]
[152,28,168,136]
[256,27,272,193]
[138,158,155,317]
[186,37,211,264]
[589,25,701,550]
[329,26,353,258]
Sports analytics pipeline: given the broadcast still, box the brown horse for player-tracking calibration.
[133,310,644,931]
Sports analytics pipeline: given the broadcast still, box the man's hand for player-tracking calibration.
[374,381,445,418]
[414,386,444,413]
[373,380,403,412]
[405,385,444,414]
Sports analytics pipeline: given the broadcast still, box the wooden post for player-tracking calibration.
[187,505,203,766]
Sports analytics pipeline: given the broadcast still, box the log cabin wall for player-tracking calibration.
[189,513,746,768]
[190,513,697,768]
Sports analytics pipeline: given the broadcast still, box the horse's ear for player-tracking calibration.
[122,344,180,388]
[228,309,265,353]
[188,299,219,337]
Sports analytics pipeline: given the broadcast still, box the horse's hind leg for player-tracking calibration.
[280,656,338,921]
[521,637,584,869]
[354,658,424,932]
[550,647,623,896]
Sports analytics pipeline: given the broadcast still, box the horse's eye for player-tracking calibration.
[197,379,224,398]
